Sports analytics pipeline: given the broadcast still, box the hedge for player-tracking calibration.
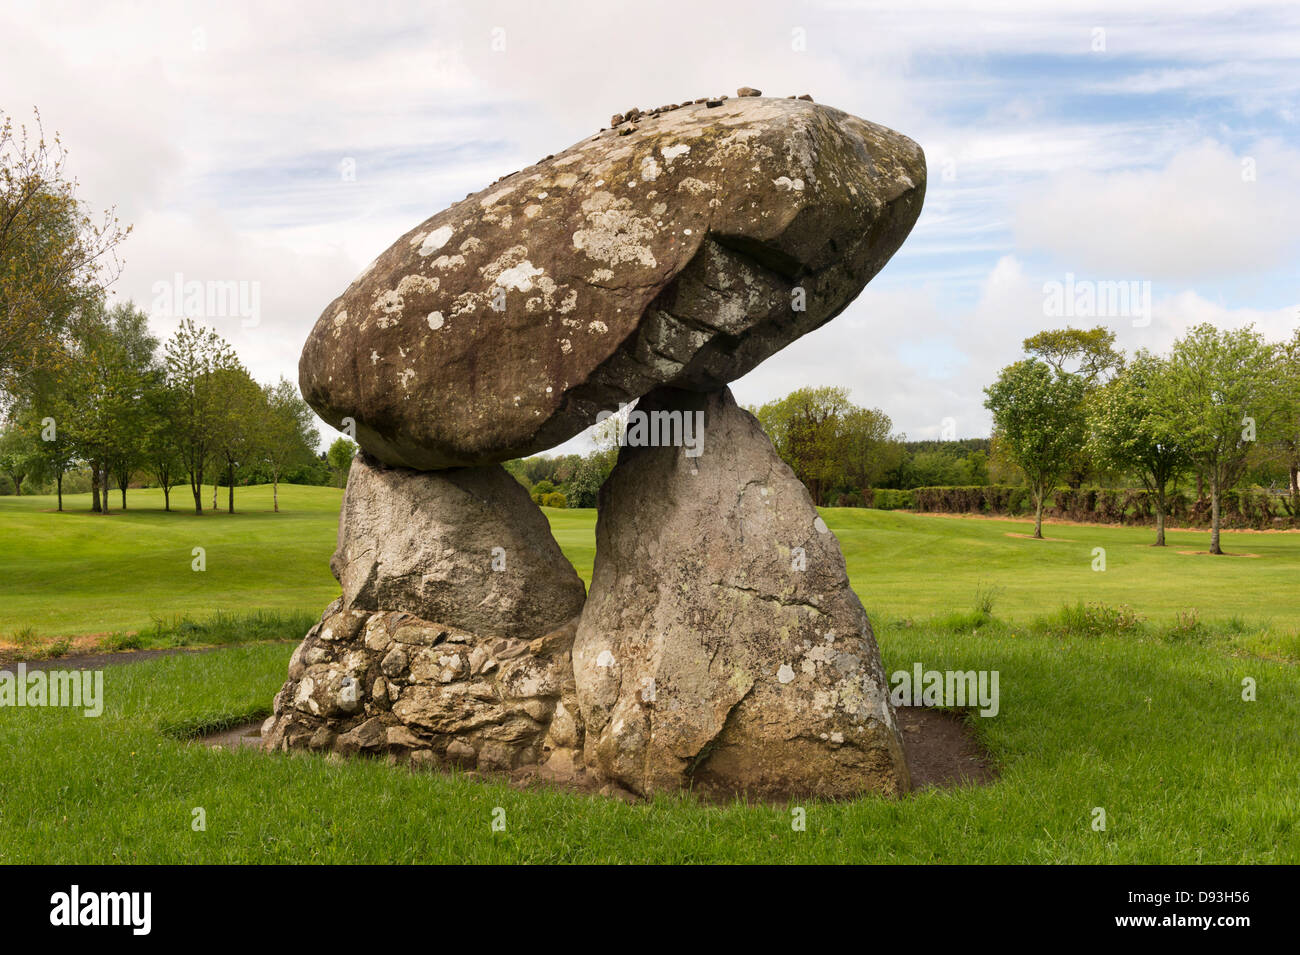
[882,485,1297,530]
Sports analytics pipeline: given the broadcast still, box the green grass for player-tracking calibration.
[6,486,1300,639]
[2,484,1299,862]
[0,485,343,639]
[1,626,1295,863]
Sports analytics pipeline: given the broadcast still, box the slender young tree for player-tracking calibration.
[984,358,1088,539]
[163,319,239,515]
[1088,352,1190,546]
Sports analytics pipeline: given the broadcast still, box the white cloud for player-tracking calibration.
[1013,139,1300,279]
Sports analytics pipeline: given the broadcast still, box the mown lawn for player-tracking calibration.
[1,626,1295,863]
[5,486,1299,639]
[1,484,1297,863]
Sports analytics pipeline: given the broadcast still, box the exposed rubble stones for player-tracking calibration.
[262,604,584,773]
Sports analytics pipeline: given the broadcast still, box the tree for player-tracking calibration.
[141,377,184,511]
[55,300,156,512]
[259,378,319,512]
[984,358,1088,539]
[326,436,357,486]
[209,366,265,513]
[0,423,37,494]
[838,406,902,493]
[1088,352,1190,546]
[1152,323,1280,555]
[1275,329,1300,517]
[164,319,240,514]
[1,110,130,398]
[1023,325,1123,487]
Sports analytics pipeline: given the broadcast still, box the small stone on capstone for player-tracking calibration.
[706,99,723,108]
[611,113,624,126]
[798,94,814,101]
[737,86,761,97]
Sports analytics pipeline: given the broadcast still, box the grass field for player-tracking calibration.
[2,484,1298,863]
[4,485,1299,639]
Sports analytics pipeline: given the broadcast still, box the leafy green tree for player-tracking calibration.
[984,358,1088,539]
[566,447,617,507]
[1088,352,1190,546]
[1023,325,1124,487]
[326,436,357,486]
[1275,329,1300,517]
[141,377,184,511]
[1151,323,1281,555]
[209,366,265,513]
[0,110,130,398]
[259,378,319,512]
[164,319,240,514]
[0,423,37,494]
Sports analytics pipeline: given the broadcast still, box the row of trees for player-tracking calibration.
[1,306,321,513]
[986,324,1300,552]
[1,108,328,512]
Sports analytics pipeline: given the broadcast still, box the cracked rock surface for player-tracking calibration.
[331,453,586,640]
[300,96,925,469]
[572,386,910,799]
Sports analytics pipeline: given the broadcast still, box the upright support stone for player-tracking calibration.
[331,453,586,640]
[573,386,910,799]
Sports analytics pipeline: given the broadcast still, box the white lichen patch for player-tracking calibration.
[430,254,465,271]
[426,311,444,330]
[777,663,796,685]
[587,320,608,334]
[661,143,690,162]
[677,177,714,196]
[458,237,483,254]
[571,191,658,268]
[496,259,543,292]
[773,176,806,192]
[480,186,514,209]
[418,225,455,256]
[640,156,661,181]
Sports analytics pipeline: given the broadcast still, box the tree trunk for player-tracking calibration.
[1209,475,1223,555]
[273,476,279,513]
[163,482,171,511]
[228,466,234,514]
[1154,498,1166,546]
[1033,490,1045,539]
[91,469,101,513]
[56,473,63,512]
[192,471,203,515]
[212,482,218,511]
[120,483,127,509]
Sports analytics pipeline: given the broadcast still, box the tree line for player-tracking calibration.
[985,324,1300,552]
[0,306,322,513]
[1,108,328,512]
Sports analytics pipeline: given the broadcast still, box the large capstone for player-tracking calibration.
[301,96,925,469]
[331,453,586,640]
[572,386,910,800]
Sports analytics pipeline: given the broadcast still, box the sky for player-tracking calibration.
[2,0,1298,449]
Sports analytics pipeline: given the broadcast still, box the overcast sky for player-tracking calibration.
[3,0,1298,450]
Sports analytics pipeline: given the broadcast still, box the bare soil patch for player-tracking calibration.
[200,706,997,801]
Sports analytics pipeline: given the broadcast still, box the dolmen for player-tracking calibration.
[263,90,926,800]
